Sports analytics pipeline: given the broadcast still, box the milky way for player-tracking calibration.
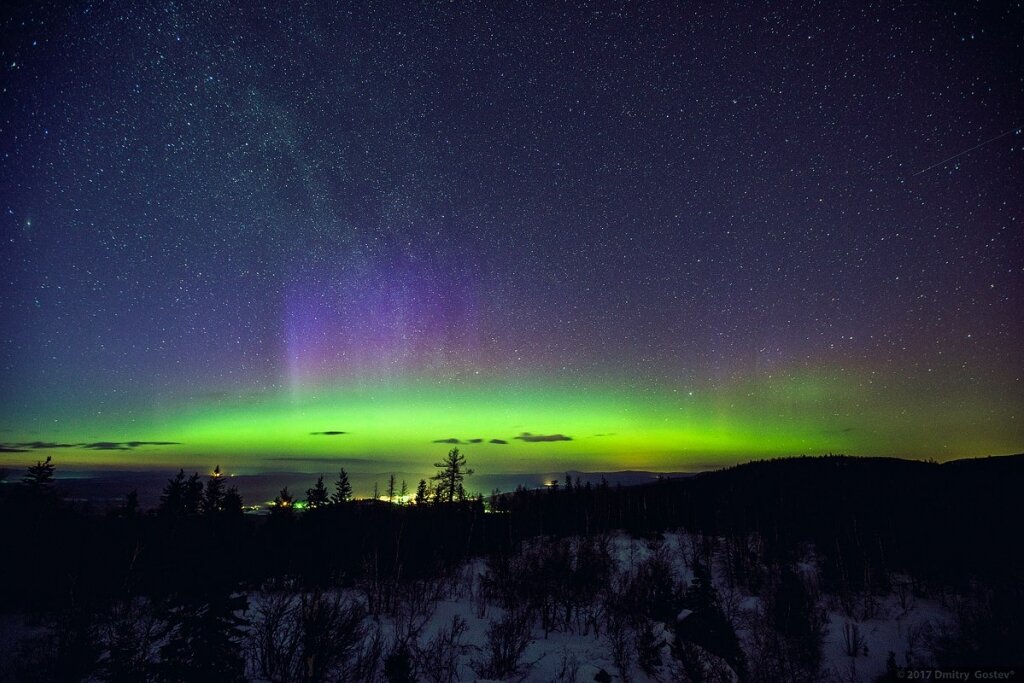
[1,2,1021,479]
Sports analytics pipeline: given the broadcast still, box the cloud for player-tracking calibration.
[433,437,510,445]
[591,433,616,437]
[82,441,181,450]
[310,431,348,436]
[1,440,180,452]
[515,432,572,442]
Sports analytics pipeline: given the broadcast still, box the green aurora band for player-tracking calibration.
[3,365,1020,479]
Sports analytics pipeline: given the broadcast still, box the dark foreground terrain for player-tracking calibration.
[0,453,1020,681]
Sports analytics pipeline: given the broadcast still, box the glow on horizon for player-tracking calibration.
[2,366,1021,475]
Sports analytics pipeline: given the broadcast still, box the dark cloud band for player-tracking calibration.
[1,440,180,452]
[515,432,572,442]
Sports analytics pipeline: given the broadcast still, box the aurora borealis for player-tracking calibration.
[1,2,1022,487]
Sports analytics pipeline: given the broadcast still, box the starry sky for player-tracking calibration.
[1,2,1022,482]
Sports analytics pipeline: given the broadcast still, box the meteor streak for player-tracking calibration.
[913,128,1019,176]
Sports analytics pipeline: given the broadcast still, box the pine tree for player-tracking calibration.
[271,487,294,517]
[103,614,153,682]
[23,456,56,493]
[400,479,408,504]
[223,486,243,516]
[183,473,203,515]
[387,474,396,503]
[159,590,248,682]
[331,468,353,504]
[674,558,747,679]
[766,566,824,679]
[306,475,330,508]
[121,490,139,517]
[415,479,429,505]
[432,448,473,503]
[202,466,226,514]
[159,470,187,516]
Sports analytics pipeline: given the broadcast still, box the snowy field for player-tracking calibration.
[240,531,954,682]
[0,530,958,682]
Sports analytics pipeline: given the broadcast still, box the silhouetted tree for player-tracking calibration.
[387,474,397,503]
[926,582,1024,669]
[331,468,352,504]
[101,600,161,682]
[473,606,533,679]
[306,475,330,509]
[159,470,187,517]
[271,487,294,518]
[183,473,203,515]
[748,565,825,682]
[120,490,139,518]
[202,466,226,515]
[23,456,56,494]
[673,559,746,680]
[432,448,473,504]
[415,479,429,505]
[249,590,367,683]
[223,486,243,516]
[159,590,247,682]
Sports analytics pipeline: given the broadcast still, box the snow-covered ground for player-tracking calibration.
[0,531,957,682]
[246,532,955,682]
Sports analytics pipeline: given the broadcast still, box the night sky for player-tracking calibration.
[1,2,1022,483]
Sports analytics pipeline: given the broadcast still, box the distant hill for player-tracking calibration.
[649,453,1024,585]
[496,453,1023,588]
